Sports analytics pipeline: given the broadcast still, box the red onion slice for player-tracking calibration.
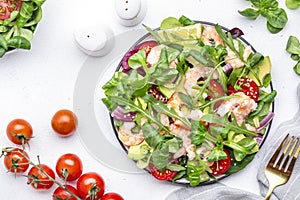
[222,63,233,76]
[121,48,139,73]
[257,111,274,132]
[111,106,136,122]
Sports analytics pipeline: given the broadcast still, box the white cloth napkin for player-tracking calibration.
[166,126,300,200]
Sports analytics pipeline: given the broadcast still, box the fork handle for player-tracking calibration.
[264,184,276,200]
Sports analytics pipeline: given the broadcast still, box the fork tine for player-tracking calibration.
[282,137,298,171]
[269,134,289,166]
[274,136,294,170]
[286,139,300,175]
[276,136,295,169]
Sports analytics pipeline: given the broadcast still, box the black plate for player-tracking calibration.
[109,21,274,185]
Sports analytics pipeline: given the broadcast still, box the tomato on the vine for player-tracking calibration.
[209,148,231,176]
[148,163,177,181]
[3,148,29,174]
[101,192,124,200]
[0,0,22,20]
[55,153,83,181]
[6,119,33,146]
[137,40,158,56]
[27,164,55,190]
[51,109,78,137]
[76,172,105,200]
[228,77,259,101]
[52,185,80,200]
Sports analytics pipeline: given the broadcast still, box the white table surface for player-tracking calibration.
[1,0,300,199]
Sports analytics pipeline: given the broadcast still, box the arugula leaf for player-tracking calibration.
[215,24,243,61]
[143,94,191,127]
[189,45,220,67]
[200,114,258,137]
[142,24,163,44]
[149,48,179,86]
[110,96,171,133]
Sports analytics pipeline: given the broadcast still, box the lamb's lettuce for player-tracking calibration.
[0,0,46,58]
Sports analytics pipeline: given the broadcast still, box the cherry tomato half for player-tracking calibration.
[6,119,33,146]
[208,79,225,109]
[4,148,29,174]
[101,192,124,200]
[209,148,231,176]
[148,163,177,181]
[27,164,55,190]
[0,0,22,20]
[55,153,83,181]
[52,185,80,200]
[228,77,259,102]
[136,40,158,56]
[76,172,105,200]
[51,109,78,137]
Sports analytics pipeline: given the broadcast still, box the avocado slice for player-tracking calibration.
[128,141,151,161]
[158,86,176,99]
[248,56,272,86]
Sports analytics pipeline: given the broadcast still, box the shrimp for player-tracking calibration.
[184,66,218,95]
[167,92,184,113]
[118,122,144,146]
[146,45,164,65]
[225,45,253,69]
[170,124,196,160]
[189,109,204,121]
[216,92,257,125]
[201,26,224,46]
[196,147,214,167]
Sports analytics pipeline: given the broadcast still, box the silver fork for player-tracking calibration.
[264,134,300,200]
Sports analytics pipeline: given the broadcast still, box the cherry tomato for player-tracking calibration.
[137,40,158,56]
[55,153,83,181]
[27,164,55,190]
[148,163,177,181]
[228,77,259,101]
[101,192,124,200]
[208,79,225,109]
[3,148,29,174]
[0,0,22,20]
[209,148,231,176]
[76,172,105,200]
[6,119,33,146]
[51,109,78,137]
[52,185,80,200]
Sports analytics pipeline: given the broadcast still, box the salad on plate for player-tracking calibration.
[0,0,45,58]
[102,16,276,186]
